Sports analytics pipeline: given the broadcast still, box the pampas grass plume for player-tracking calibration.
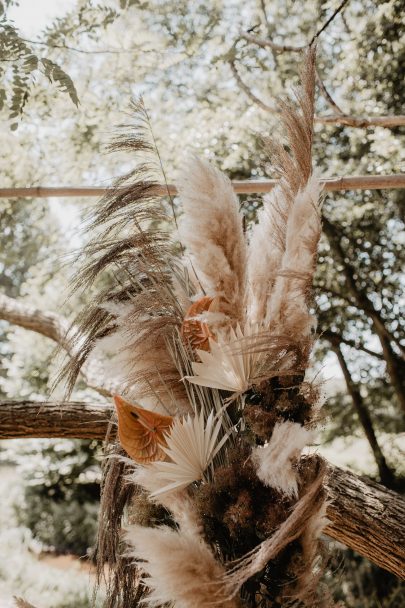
[252,421,315,497]
[177,157,246,323]
[126,524,239,608]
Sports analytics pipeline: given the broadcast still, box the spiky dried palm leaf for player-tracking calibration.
[146,409,230,497]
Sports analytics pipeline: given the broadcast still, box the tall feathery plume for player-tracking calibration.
[56,99,191,415]
[246,191,284,323]
[59,47,334,608]
[177,156,247,326]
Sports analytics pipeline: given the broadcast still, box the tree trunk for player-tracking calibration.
[329,340,397,489]
[1,399,404,579]
[322,217,405,414]
[325,464,405,579]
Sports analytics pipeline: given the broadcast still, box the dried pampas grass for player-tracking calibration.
[126,524,239,608]
[177,157,246,324]
[246,188,284,323]
[252,420,316,497]
[266,175,323,341]
[246,46,321,349]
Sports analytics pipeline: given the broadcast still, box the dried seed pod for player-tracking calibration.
[181,295,216,352]
[114,395,173,464]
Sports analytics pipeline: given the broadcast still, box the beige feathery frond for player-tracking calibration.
[246,47,318,333]
[177,156,246,324]
[126,524,240,608]
[246,187,285,323]
[270,45,316,207]
[252,421,316,497]
[266,175,323,341]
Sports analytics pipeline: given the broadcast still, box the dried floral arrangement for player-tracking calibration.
[62,47,333,608]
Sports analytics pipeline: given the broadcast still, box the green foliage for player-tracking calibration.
[329,548,405,607]
[10,439,102,556]
[0,18,79,127]
[0,1,123,127]
[0,463,104,608]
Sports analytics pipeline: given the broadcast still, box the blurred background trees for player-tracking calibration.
[0,0,404,606]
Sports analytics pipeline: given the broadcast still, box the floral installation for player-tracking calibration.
[62,47,334,608]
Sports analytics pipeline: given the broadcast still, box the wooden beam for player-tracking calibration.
[1,399,404,579]
[1,174,405,199]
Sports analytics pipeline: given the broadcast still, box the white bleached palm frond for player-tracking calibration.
[148,410,229,498]
[185,325,263,394]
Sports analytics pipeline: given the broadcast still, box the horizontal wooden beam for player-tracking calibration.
[1,399,404,579]
[1,174,405,199]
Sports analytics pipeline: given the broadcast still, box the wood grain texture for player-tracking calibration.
[325,464,405,579]
[1,399,404,578]
[0,400,114,440]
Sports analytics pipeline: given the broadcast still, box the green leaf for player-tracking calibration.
[40,58,79,107]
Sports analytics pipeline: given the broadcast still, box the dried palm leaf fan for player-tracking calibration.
[61,46,334,608]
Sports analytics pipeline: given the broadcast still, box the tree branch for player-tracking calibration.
[1,399,404,578]
[324,463,405,579]
[321,329,385,361]
[0,292,70,347]
[229,59,275,112]
[238,23,405,129]
[325,336,396,488]
[0,400,114,440]
[308,0,350,47]
[229,57,405,128]
[0,293,111,397]
[322,218,405,413]
[239,32,304,53]
[315,67,345,115]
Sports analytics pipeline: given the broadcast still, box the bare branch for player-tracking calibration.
[315,67,345,115]
[229,58,405,129]
[0,293,111,397]
[0,399,113,440]
[321,328,385,360]
[239,32,304,53]
[228,59,275,112]
[0,292,71,346]
[325,463,405,579]
[309,0,350,47]
[2,399,405,578]
[241,0,349,52]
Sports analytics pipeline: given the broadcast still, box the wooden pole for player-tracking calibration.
[1,174,405,199]
[1,399,405,579]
